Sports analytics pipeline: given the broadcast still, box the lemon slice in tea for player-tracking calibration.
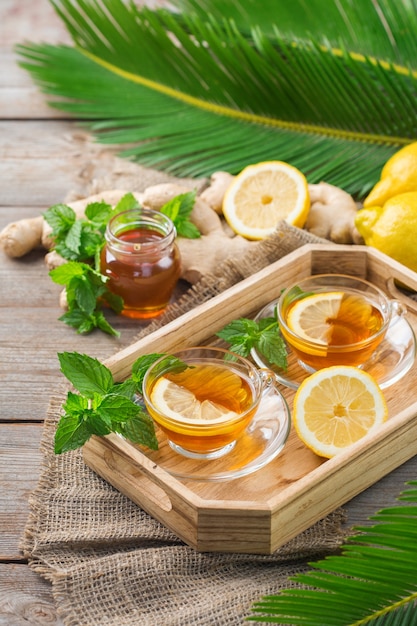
[150,377,238,424]
[286,292,344,344]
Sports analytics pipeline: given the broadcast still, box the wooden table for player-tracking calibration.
[1,2,416,623]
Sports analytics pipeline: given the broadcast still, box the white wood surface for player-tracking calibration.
[1,2,416,623]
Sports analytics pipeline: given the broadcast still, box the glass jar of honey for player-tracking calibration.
[100,208,181,319]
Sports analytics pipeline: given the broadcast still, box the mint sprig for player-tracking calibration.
[217,309,287,370]
[54,351,167,454]
[49,261,123,336]
[160,190,200,239]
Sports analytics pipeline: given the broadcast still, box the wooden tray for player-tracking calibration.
[83,244,417,554]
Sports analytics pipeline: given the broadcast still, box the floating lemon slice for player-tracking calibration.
[286,292,344,344]
[293,366,388,458]
[222,160,310,240]
[150,377,238,424]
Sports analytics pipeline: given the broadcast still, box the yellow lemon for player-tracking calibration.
[150,376,237,424]
[222,161,310,240]
[293,366,388,458]
[364,142,417,207]
[355,192,417,273]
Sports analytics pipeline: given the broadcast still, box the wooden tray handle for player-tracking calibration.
[83,435,200,545]
[385,276,417,315]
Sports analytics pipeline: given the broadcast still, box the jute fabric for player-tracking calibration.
[21,162,348,625]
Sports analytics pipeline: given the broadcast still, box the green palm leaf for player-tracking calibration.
[249,481,417,625]
[16,0,417,198]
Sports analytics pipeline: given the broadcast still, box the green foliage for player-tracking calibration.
[16,0,417,199]
[54,351,163,454]
[249,481,417,625]
[217,311,287,370]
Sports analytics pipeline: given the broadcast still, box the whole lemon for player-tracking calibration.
[364,142,417,208]
[355,192,417,273]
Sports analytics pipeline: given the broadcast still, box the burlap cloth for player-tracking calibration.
[20,160,348,626]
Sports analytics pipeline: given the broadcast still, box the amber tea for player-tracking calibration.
[278,274,402,371]
[143,348,267,459]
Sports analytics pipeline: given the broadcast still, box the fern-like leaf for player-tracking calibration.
[249,481,417,625]
[15,0,417,197]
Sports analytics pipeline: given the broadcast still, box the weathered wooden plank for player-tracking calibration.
[0,564,62,626]
[0,424,43,559]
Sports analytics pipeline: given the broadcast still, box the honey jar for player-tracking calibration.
[100,208,181,319]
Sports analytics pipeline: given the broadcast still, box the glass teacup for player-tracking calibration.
[277,274,406,371]
[142,347,289,460]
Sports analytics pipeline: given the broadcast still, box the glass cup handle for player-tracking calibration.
[258,368,278,395]
[389,299,407,325]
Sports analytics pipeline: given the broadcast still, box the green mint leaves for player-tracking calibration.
[49,261,123,336]
[217,310,287,370]
[160,190,200,239]
[55,351,165,454]
[44,193,139,268]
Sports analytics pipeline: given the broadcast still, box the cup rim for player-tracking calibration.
[277,273,392,350]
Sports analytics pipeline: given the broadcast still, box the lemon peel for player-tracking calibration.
[364,142,417,207]
[355,191,417,273]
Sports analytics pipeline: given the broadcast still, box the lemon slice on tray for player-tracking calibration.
[222,160,310,240]
[293,366,388,458]
[150,377,238,424]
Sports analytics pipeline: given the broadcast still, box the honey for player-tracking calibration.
[100,209,181,319]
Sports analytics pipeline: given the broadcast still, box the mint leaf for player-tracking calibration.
[51,261,121,336]
[99,395,140,424]
[217,318,259,352]
[44,204,76,236]
[117,411,158,450]
[84,201,113,226]
[87,410,113,436]
[160,190,201,239]
[176,220,201,239]
[49,261,88,285]
[72,274,97,315]
[58,352,114,397]
[62,391,89,413]
[131,353,166,393]
[94,311,120,337]
[131,354,188,394]
[64,219,83,254]
[114,193,140,213]
[54,411,92,454]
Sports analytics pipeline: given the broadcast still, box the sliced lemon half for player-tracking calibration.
[293,366,388,458]
[150,377,238,424]
[222,160,310,240]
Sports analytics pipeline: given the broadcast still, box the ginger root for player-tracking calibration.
[0,216,44,258]
[305,182,364,244]
[199,171,235,214]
